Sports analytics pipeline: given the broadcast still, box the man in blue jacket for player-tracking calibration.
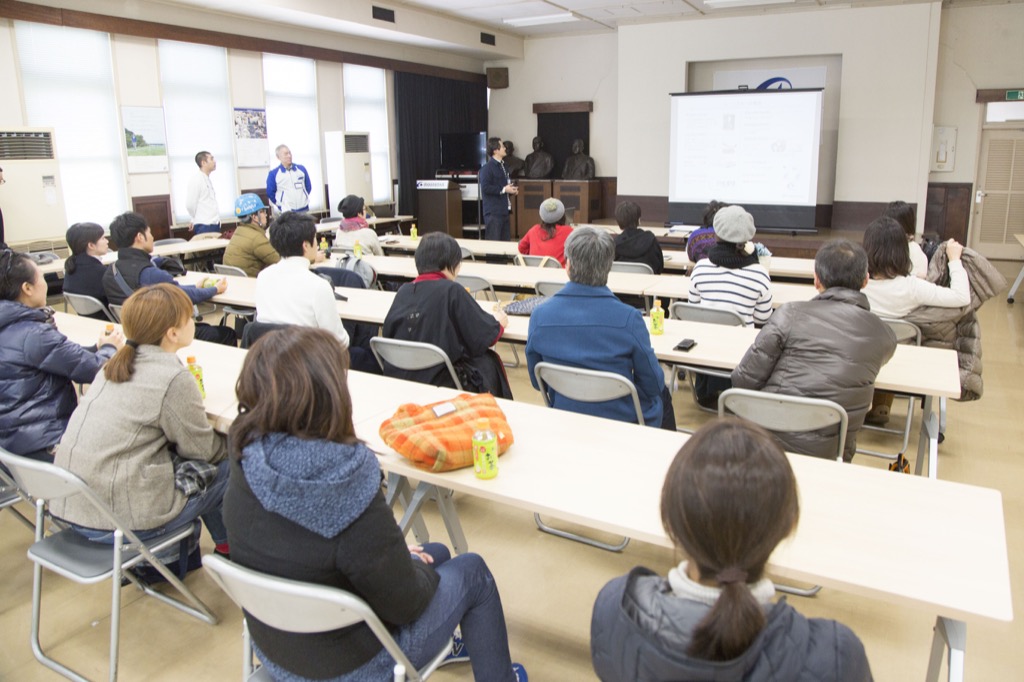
[526,226,675,430]
[266,144,312,215]
[478,137,518,241]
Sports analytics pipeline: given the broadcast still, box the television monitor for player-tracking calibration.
[440,132,487,171]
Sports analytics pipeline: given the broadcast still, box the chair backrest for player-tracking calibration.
[241,321,291,349]
[63,293,115,322]
[533,362,645,425]
[880,318,922,345]
[214,264,249,278]
[319,217,343,225]
[718,388,849,462]
[109,304,124,322]
[670,301,746,326]
[459,247,476,261]
[369,338,463,390]
[517,254,560,269]
[455,274,495,300]
[611,261,654,275]
[153,238,187,246]
[331,244,355,254]
[202,554,422,679]
[535,280,566,298]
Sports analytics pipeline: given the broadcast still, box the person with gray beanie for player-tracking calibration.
[516,197,573,266]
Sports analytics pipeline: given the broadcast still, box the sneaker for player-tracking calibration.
[512,662,528,682]
[438,630,470,667]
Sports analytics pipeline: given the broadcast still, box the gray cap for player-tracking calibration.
[712,205,756,244]
[539,197,565,224]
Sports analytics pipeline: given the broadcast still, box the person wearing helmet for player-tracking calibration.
[223,193,280,277]
[186,151,221,235]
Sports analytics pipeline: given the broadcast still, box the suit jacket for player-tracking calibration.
[478,157,510,220]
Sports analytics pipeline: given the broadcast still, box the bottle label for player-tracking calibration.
[189,365,206,399]
[473,435,498,479]
[651,309,664,335]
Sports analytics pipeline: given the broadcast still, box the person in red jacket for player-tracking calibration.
[517,197,572,266]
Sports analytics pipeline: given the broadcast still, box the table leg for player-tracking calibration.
[1006,261,1024,303]
[925,616,966,682]
[915,396,939,479]
[396,482,468,556]
[386,474,430,544]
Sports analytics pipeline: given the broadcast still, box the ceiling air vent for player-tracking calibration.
[0,130,55,160]
[372,6,395,23]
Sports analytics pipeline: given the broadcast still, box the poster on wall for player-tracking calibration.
[122,106,168,174]
[234,108,269,167]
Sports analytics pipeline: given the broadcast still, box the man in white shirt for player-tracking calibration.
[255,211,349,348]
[186,151,221,235]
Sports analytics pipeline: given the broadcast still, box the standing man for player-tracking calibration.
[266,144,311,215]
[0,166,6,247]
[479,137,518,242]
[186,151,222,235]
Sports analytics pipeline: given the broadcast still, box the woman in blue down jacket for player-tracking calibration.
[0,250,123,460]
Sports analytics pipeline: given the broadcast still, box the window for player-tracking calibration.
[344,64,393,203]
[158,40,238,224]
[263,54,323,211]
[15,22,127,227]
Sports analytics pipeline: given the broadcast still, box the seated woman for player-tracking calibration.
[518,197,572,266]
[591,419,872,681]
[612,200,663,274]
[224,326,526,681]
[63,222,112,318]
[0,250,122,461]
[685,199,727,264]
[383,233,512,398]
[334,194,383,256]
[52,283,230,561]
[687,205,773,407]
[862,217,970,423]
[882,200,928,278]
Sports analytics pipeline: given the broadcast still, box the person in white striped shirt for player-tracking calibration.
[687,205,773,406]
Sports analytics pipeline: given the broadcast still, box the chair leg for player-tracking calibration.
[774,582,822,597]
[502,342,521,368]
[534,513,629,552]
[110,532,123,681]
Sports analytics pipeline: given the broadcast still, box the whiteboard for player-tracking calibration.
[668,90,824,207]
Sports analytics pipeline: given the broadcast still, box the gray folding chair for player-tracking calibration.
[213,264,257,327]
[534,280,566,298]
[153,238,187,246]
[368,338,468,554]
[63,292,116,322]
[203,554,451,682]
[669,302,745,414]
[717,388,849,598]
[0,480,34,530]
[109,303,124,322]
[610,261,654,275]
[455,273,519,368]
[516,254,561,268]
[531,361,643,552]
[857,318,922,462]
[459,246,476,261]
[0,449,218,682]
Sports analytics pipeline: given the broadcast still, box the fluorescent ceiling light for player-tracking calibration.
[704,0,796,8]
[503,12,579,27]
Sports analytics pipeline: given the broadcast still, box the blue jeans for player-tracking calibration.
[192,223,221,235]
[255,548,516,682]
[70,459,230,548]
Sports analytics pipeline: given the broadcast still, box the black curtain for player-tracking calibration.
[394,72,487,218]
[538,112,590,179]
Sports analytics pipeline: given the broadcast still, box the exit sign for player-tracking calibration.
[1008,90,1024,101]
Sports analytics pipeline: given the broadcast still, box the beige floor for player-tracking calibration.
[2,270,1023,681]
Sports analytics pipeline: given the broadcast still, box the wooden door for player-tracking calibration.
[971,129,1024,259]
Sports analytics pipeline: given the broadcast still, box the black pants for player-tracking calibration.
[657,385,677,431]
[195,322,237,346]
[484,212,511,241]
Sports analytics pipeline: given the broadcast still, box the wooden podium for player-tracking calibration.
[553,180,602,224]
[515,180,551,238]
[416,180,463,238]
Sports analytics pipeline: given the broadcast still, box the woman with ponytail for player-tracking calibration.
[53,283,230,566]
[591,419,872,681]
[62,222,111,317]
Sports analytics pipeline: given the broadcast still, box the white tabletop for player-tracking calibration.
[37,239,231,275]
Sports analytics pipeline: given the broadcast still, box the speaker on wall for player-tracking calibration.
[487,67,509,89]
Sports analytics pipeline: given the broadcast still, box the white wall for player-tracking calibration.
[486,32,618,175]
[931,4,1024,187]
[617,3,941,212]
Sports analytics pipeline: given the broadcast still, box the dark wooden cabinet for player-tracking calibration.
[131,194,173,241]
[925,183,973,244]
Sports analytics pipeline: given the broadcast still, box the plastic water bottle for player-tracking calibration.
[319,236,328,251]
[186,356,206,399]
[651,298,665,336]
[353,240,363,259]
[472,418,498,479]
[410,223,418,240]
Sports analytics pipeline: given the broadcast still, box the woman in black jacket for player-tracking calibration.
[224,326,526,682]
[62,222,112,318]
[612,200,664,274]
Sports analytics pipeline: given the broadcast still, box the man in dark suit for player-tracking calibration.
[478,136,518,241]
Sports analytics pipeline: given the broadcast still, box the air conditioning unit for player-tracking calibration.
[0,128,68,247]
[324,131,374,217]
